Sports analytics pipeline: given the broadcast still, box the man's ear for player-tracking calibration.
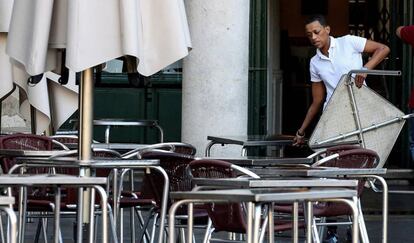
[325,26,331,34]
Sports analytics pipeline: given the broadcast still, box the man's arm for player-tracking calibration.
[354,40,390,88]
[293,82,325,145]
[362,40,390,70]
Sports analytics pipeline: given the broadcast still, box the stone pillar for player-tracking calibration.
[182,0,250,156]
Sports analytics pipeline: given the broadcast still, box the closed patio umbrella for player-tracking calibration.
[0,0,15,102]
[1,0,79,135]
[6,0,191,242]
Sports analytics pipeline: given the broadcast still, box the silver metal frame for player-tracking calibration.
[310,69,407,150]
[10,157,168,243]
[168,189,359,243]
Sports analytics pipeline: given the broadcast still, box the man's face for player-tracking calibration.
[305,21,330,49]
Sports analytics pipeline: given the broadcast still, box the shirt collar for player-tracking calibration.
[316,36,335,59]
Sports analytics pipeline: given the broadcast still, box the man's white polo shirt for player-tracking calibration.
[309,35,367,108]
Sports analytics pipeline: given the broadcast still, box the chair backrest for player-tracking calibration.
[188,159,259,233]
[52,148,122,205]
[122,142,196,159]
[315,148,379,195]
[325,145,362,156]
[307,144,361,160]
[50,135,79,150]
[0,134,53,173]
[138,150,195,208]
[188,159,239,179]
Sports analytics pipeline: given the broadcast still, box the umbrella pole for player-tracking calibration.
[78,68,94,229]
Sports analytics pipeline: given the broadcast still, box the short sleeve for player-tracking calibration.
[309,58,321,82]
[345,35,367,53]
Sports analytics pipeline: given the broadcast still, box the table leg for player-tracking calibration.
[352,174,388,243]
[54,187,62,243]
[105,126,111,143]
[292,201,299,243]
[17,186,26,243]
[112,168,119,228]
[1,207,17,243]
[205,141,217,157]
[305,201,312,243]
[76,187,85,243]
[186,203,194,243]
[94,185,109,243]
[253,203,262,243]
[168,199,203,243]
[268,203,274,243]
[371,175,388,243]
[321,197,359,243]
[246,202,254,243]
[152,166,169,243]
[88,187,96,243]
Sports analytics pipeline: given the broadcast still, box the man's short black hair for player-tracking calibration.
[305,15,328,26]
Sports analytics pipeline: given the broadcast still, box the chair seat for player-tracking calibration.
[275,202,352,217]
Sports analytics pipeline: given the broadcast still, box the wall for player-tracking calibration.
[280,0,349,38]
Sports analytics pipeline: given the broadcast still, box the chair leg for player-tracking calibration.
[135,209,151,243]
[135,208,154,243]
[34,216,50,243]
[312,217,321,243]
[129,207,136,243]
[107,204,119,243]
[150,213,159,243]
[34,218,42,243]
[318,217,326,242]
[258,211,268,243]
[119,208,124,243]
[136,209,157,243]
[42,217,48,243]
[0,213,5,243]
[202,219,213,243]
[94,214,99,242]
[179,228,186,243]
[357,200,370,243]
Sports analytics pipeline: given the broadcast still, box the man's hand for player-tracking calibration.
[292,130,306,146]
[354,73,366,88]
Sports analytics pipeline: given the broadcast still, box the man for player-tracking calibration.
[293,15,390,145]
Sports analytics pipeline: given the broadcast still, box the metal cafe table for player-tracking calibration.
[205,135,294,156]
[202,156,314,167]
[251,167,388,243]
[169,187,358,243]
[191,177,359,243]
[92,119,164,143]
[10,156,168,243]
[0,174,108,243]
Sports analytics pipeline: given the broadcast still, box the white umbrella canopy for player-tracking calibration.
[7,0,192,76]
[0,0,15,99]
[0,0,78,134]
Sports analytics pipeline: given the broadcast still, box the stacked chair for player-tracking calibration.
[116,143,200,243]
[0,133,119,242]
[188,159,261,243]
